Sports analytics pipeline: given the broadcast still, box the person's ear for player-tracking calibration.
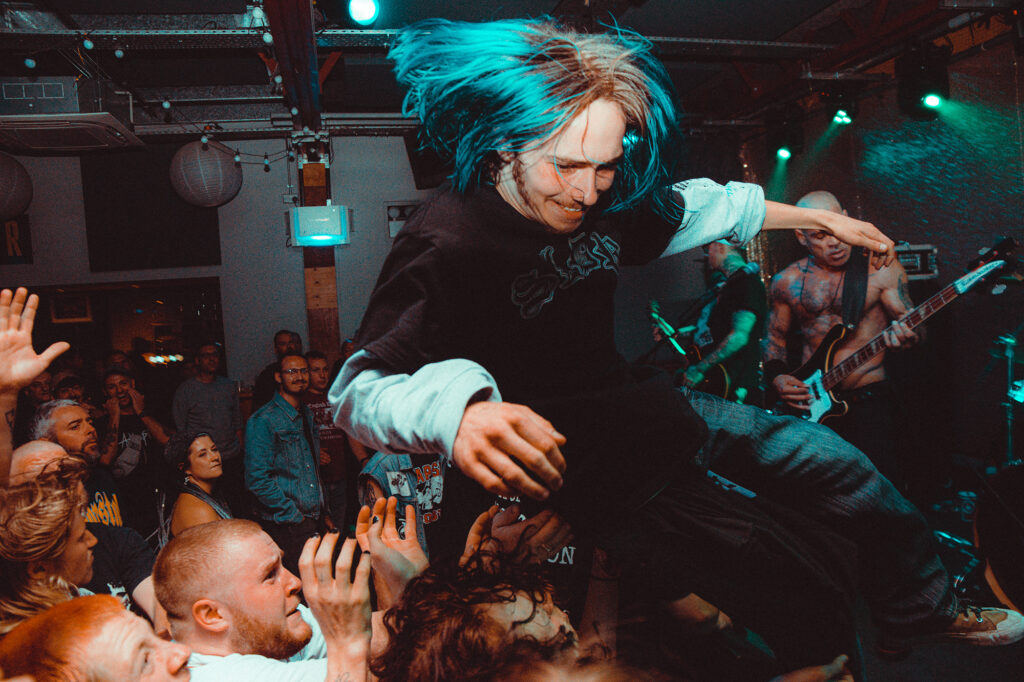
[795,230,809,247]
[192,599,230,634]
[27,561,51,581]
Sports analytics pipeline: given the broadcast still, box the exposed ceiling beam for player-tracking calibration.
[0,27,834,59]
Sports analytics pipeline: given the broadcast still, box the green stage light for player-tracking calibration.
[776,147,792,160]
[349,0,379,25]
[922,94,942,108]
[833,109,852,125]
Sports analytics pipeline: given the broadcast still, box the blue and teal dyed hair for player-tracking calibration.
[390,17,684,219]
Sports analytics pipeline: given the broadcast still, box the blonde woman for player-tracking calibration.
[0,461,95,635]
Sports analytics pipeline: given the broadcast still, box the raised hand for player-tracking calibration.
[356,496,428,574]
[452,401,567,501]
[298,534,371,678]
[127,388,145,416]
[0,288,69,394]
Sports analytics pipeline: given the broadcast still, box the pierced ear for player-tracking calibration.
[496,150,515,164]
[192,599,230,633]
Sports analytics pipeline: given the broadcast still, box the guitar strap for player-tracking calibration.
[840,247,869,329]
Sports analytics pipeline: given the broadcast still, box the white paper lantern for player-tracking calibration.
[169,141,243,208]
[0,151,33,221]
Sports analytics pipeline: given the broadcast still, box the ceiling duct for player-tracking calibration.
[0,77,141,153]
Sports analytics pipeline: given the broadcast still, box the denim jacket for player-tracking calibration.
[358,452,445,557]
[245,393,324,524]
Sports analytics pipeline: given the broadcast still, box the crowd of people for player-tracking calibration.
[2,16,1022,682]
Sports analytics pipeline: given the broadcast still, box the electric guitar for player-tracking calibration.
[646,299,731,399]
[786,259,1006,423]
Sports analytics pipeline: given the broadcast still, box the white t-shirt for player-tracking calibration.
[187,605,328,682]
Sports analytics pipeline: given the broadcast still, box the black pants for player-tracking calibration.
[829,380,904,491]
[260,516,321,578]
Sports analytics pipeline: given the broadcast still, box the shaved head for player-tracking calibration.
[795,190,844,214]
[153,519,265,624]
[10,441,70,484]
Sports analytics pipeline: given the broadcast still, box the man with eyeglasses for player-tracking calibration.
[244,352,327,575]
[172,341,245,513]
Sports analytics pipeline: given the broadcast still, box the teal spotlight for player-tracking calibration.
[348,0,379,25]
[922,94,941,108]
[776,147,792,160]
[833,109,852,125]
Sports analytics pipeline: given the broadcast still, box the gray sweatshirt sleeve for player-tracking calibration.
[660,179,766,257]
[328,350,501,464]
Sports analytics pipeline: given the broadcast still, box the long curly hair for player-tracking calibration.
[0,460,88,635]
[390,17,684,221]
[371,549,577,681]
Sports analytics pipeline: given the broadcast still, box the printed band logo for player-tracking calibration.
[86,492,123,527]
[511,232,620,318]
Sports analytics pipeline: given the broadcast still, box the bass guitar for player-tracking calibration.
[787,259,1006,423]
[647,299,731,400]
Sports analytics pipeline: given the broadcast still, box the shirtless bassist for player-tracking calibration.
[764,191,918,485]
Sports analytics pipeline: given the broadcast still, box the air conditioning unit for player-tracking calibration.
[0,77,142,154]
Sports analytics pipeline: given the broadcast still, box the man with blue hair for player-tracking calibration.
[331,17,1022,654]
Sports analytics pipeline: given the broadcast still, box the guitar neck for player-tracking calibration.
[821,282,959,390]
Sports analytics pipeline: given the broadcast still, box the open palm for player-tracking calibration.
[0,288,69,391]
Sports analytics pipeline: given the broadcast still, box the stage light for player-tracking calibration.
[262,32,274,45]
[233,151,241,164]
[113,45,125,59]
[162,99,171,109]
[348,0,379,26]
[765,104,804,161]
[833,109,852,125]
[23,57,35,69]
[264,153,271,172]
[896,43,950,121]
[82,38,94,50]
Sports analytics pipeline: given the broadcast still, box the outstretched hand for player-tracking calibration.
[356,496,428,574]
[298,534,371,673]
[0,288,69,394]
[817,212,895,269]
[452,401,567,501]
[461,503,573,565]
[356,497,429,609]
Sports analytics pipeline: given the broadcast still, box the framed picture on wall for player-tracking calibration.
[50,293,93,324]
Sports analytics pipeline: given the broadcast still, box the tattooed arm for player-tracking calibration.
[682,310,757,390]
[878,260,922,349]
[0,288,70,485]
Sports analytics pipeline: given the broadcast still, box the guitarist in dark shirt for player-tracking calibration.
[681,241,767,404]
[765,191,919,488]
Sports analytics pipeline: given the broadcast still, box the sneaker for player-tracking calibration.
[931,603,1024,646]
[878,601,1024,658]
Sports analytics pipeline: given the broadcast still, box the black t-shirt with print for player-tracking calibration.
[355,184,707,539]
[84,522,155,617]
[700,268,767,398]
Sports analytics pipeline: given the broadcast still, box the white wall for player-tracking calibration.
[0,137,433,384]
